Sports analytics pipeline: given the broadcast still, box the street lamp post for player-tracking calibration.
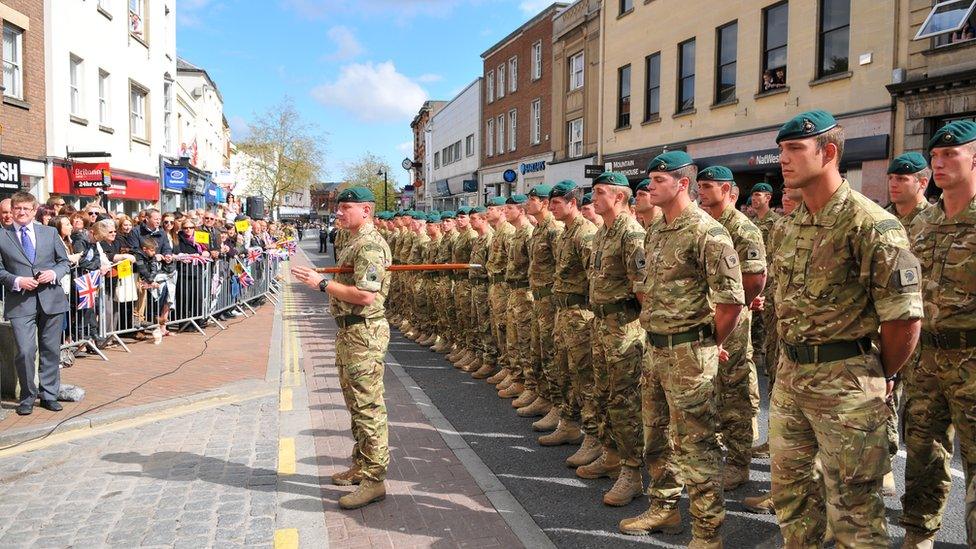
[376,169,388,210]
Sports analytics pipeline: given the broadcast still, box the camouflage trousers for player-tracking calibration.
[336,318,391,482]
[452,280,473,347]
[761,304,779,389]
[715,310,760,467]
[770,352,891,548]
[413,277,434,333]
[506,287,535,389]
[433,278,454,340]
[531,293,558,403]
[643,338,724,541]
[900,346,976,542]
[591,311,644,468]
[488,283,509,369]
[553,304,595,433]
[968,474,976,545]
[471,282,495,364]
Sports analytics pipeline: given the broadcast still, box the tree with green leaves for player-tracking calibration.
[341,152,399,212]
[236,97,326,218]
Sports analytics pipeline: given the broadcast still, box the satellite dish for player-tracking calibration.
[401,158,413,171]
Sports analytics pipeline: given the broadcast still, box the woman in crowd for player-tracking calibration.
[116,215,141,253]
[173,218,207,324]
[163,212,180,250]
[93,219,135,336]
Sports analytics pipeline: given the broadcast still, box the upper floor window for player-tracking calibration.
[916,0,976,47]
[509,56,518,93]
[70,55,84,116]
[531,41,542,80]
[569,51,584,90]
[130,82,149,140]
[568,118,583,158]
[434,151,440,169]
[497,114,505,155]
[818,0,850,77]
[497,63,505,99]
[644,52,661,121]
[2,23,23,100]
[487,70,494,103]
[466,134,474,157]
[620,0,634,14]
[98,70,111,125]
[617,64,631,128]
[716,22,737,104]
[486,118,495,156]
[129,0,146,40]
[530,99,542,144]
[762,1,788,92]
[677,39,696,112]
[509,109,517,151]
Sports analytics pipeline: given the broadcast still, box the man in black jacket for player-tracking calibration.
[138,209,173,255]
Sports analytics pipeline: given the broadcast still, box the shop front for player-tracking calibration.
[430,174,478,211]
[0,154,46,200]
[52,163,158,215]
[161,165,186,213]
[603,146,679,184]
[544,155,597,191]
[478,152,553,205]
[204,180,226,208]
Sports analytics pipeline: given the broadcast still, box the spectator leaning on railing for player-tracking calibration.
[0,192,72,416]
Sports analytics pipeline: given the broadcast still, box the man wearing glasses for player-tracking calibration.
[201,212,221,259]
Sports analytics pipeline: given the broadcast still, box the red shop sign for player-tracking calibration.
[70,162,112,189]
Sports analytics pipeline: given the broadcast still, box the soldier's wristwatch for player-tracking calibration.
[319,279,329,293]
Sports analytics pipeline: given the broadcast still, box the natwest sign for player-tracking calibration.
[70,162,111,189]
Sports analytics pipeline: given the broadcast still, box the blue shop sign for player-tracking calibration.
[163,166,188,191]
[502,169,518,183]
[520,161,546,175]
[205,181,219,204]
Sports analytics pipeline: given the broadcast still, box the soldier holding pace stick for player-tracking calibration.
[292,187,393,511]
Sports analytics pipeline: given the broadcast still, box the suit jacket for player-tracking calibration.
[0,222,71,319]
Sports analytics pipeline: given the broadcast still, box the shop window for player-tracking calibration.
[761,1,788,92]
[916,0,976,46]
[818,0,850,77]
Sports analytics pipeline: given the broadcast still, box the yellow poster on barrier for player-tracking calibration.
[235,220,250,233]
[117,259,133,278]
[194,231,211,245]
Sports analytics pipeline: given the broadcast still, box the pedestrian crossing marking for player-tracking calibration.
[273,528,299,549]
[278,437,296,475]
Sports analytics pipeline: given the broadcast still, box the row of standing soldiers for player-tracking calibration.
[373,112,975,549]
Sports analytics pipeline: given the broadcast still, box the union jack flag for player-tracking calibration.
[177,253,211,265]
[246,247,263,262]
[238,269,254,289]
[74,271,101,310]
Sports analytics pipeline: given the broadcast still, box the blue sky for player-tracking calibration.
[176,0,563,188]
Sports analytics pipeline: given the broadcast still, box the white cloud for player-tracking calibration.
[178,0,218,28]
[325,25,363,61]
[311,61,428,123]
[518,0,553,15]
[416,73,443,83]
[396,140,413,154]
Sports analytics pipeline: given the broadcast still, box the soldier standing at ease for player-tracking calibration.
[580,192,601,227]
[537,181,594,451]
[499,195,535,401]
[431,211,457,353]
[748,182,780,413]
[769,110,922,547]
[485,197,516,386]
[467,207,496,378]
[414,213,443,347]
[576,172,647,508]
[697,165,767,492]
[448,207,478,368]
[291,187,392,510]
[901,120,976,549]
[404,212,429,342]
[620,154,743,547]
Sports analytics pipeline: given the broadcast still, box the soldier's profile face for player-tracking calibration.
[581,204,598,222]
[504,204,521,222]
[644,173,682,206]
[887,174,924,204]
[549,196,572,221]
[591,184,617,214]
[930,144,976,190]
[778,138,825,189]
[526,196,546,215]
[751,192,769,208]
[696,181,725,208]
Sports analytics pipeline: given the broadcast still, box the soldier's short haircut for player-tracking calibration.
[915,167,933,184]
[671,165,699,196]
[815,125,846,165]
[617,186,633,201]
[567,187,584,207]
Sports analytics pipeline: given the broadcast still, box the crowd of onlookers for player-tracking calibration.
[0,194,294,365]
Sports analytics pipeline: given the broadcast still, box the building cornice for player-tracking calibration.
[887,68,976,97]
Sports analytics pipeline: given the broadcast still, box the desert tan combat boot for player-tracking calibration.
[882,471,896,497]
[722,465,749,491]
[399,319,411,332]
[751,441,769,459]
[428,336,443,350]
[576,448,621,480]
[603,465,643,506]
[417,333,434,345]
[741,492,774,514]
[447,346,462,362]
[496,373,514,391]
[517,397,550,417]
[471,362,496,379]
[498,382,523,398]
[901,530,935,549]
[538,420,582,446]
[433,339,451,353]
[338,479,386,509]
[331,464,363,486]
[462,358,483,373]
[688,535,723,548]
[511,390,537,408]
[566,435,602,467]
[487,368,510,384]
[457,350,477,367]
[619,506,683,536]
[531,407,560,431]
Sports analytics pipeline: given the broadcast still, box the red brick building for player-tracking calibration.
[409,100,445,210]
[478,3,568,200]
[0,0,46,198]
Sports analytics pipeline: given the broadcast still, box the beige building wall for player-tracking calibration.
[551,0,600,164]
[599,0,896,160]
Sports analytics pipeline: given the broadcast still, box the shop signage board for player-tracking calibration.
[70,162,111,189]
[0,154,22,190]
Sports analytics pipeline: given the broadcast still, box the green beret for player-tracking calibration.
[887,152,929,175]
[427,212,441,223]
[592,172,629,187]
[528,184,553,199]
[581,192,593,206]
[549,180,578,199]
[928,120,976,151]
[409,211,427,220]
[647,151,694,173]
[507,194,528,205]
[698,165,735,182]
[429,210,441,216]
[440,210,456,219]
[470,206,487,214]
[487,196,507,207]
[456,206,471,215]
[635,179,650,192]
[776,109,837,144]
[751,182,773,194]
[337,186,374,203]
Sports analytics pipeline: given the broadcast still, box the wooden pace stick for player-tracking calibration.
[313,263,484,274]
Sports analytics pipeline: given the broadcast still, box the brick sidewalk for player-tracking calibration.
[0,301,274,436]
[287,252,525,549]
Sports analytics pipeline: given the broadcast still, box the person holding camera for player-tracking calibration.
[0,192,72,415]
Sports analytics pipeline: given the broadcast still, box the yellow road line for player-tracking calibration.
[279,387,293,412]
[278,437,296,475]
[273,528,299,549]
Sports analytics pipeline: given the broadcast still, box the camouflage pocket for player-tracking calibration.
[832,402,891,484]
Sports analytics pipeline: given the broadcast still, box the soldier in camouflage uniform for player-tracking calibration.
[292,187,392,510]
[576,172,646,509]
[748,182,780,411]
[519,185,564,425]
[633,179,662,230]
[769,111,923,548]
[580,192,602,227]
[901,120,976,549]
[414,213,443,347]
[467,207,497,379]
[620,155,744,546]
[404,212,429,341]
[485,197,516,387]
[449,208,478,367]
[697,166,767,492]
[543,181,596,452]
[431,211,457,353]
[499,195,536,401]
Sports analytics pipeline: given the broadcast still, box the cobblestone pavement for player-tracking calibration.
[0,396,280,548]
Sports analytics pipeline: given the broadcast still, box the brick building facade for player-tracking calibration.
[410,100,445,209]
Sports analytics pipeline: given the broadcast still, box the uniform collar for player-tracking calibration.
[793,179,851,227]
[657,202,700,232]
[931,193,976,225]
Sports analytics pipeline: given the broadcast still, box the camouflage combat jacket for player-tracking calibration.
[553,214,597,298]
[486,222,515,279]
[718,204,767,276]
[506,222,534,284]
[330,223,391,320]
[753,209,781,249]
[469,228,494,282]
[886,200,931,229]
[590,212,646,306]
[528,213,563,290]
[452,227,477,265]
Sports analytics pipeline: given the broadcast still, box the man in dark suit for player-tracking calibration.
[0,192,71,415]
